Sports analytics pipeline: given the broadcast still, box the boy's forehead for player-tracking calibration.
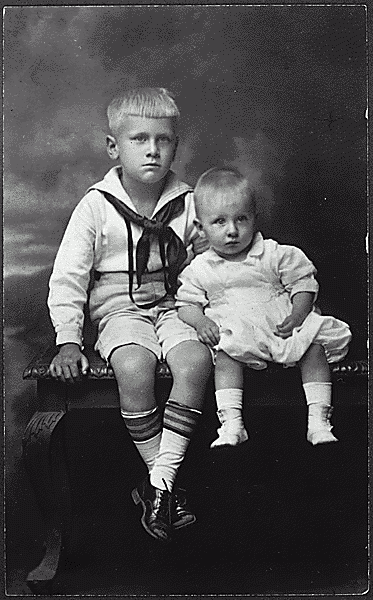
[119,114,176,133]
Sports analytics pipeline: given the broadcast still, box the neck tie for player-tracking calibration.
[102,191,187,309]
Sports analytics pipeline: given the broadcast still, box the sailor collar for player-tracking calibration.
[88,166,193,215]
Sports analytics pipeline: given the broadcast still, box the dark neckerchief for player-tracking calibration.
[101,191,187,309]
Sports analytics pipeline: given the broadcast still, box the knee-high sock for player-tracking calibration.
[150,399,202,491]
[121,406,162,471]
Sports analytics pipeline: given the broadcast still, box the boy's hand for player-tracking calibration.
[192,236,210,255]
[195,316,220,347]
[274,311,309,339]
[49,343,89,383]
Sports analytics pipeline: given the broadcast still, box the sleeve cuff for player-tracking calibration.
[289,280,319,301]
[56,330,83,349]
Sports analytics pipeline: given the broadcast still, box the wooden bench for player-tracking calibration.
[22,345,367,594]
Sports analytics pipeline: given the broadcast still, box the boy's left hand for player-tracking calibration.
[192,236,209,255]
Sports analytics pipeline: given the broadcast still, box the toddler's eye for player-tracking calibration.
[237,215,248,222]
[132,135,147,142]
[214,218,225,225]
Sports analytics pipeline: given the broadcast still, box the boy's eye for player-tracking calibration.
[132,135,147,142]
[158,136,172,143]
[213,218,225,225]
[237,215,248,222]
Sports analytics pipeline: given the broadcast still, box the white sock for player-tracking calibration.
[150,430,189,492]
[120,407,161,470]
[303,382,337,443]
[215,388,244,424]
[303,382,332,407]
[134,433,162,471]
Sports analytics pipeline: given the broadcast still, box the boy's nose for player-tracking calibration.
[146,141,160,157]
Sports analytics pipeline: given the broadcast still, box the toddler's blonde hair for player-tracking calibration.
[194,167,257,217]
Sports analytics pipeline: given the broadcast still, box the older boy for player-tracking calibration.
[48,88,212,542]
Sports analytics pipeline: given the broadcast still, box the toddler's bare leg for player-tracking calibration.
[210,351,248,448]
[215,350,244,390]
[299,343,338,445]
[299,342,330,383]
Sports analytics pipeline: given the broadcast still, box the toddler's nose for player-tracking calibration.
[227,222,239,236]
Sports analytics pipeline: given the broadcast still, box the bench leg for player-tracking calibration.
[22,410,71,594]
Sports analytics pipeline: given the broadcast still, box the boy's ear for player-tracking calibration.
[106,135,119,160]
[171,136,179,162]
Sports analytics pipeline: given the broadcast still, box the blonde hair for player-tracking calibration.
[107,87,180,134]
[194,167,257,216]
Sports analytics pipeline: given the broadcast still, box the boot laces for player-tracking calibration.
[152,479,171,522]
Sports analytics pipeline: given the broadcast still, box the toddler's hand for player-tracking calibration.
[274,313,307,339]
[195,316,220,347]
[49,343,89,383]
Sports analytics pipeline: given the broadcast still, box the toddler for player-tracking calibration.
[176,167,351,448]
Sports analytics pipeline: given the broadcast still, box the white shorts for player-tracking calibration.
[89,273,199,362]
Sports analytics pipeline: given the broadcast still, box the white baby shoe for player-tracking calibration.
[210,420,249,448]
[307,404,338,445]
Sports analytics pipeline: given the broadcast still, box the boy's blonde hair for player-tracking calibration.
[107,87,180,134]
[194,167,257,217]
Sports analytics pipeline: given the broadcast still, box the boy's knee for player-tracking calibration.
[168,341,212,380]
[111,345,157,383]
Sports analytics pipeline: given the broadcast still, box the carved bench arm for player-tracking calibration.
[23,344,367,382]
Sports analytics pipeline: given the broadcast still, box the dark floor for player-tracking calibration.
[8,376,369,596]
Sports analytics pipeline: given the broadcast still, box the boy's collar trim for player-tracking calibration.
[87,166,193,214]
[205,232,264,262]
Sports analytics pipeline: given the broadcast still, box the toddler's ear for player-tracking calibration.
[106,135,119,160]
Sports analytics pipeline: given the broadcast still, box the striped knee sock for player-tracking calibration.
[121,406,162,471]
[150,399,202,491]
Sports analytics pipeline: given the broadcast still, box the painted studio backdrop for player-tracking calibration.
[4,4,367,591]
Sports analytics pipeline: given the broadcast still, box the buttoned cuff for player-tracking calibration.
[56,329,84,349]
